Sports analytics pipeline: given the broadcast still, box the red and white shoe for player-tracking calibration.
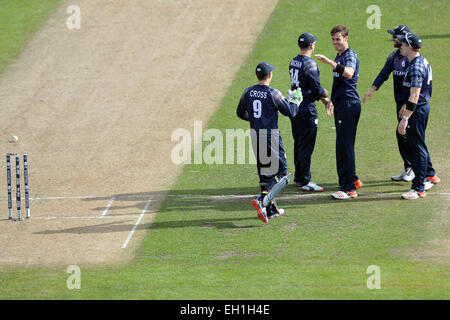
[426,175,440,184]
[331,191,358,199]
[267,200,285,219]
[424,180,434,191]
[424,175,440,190]
[252,198,268,223]
[300,181,324,192]
[268,208,285,219]
[401,189,426,200]
[354,180,363,189]
[292,179,301,187]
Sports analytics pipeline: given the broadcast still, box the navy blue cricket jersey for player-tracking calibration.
[331,47,360,103]
[402,55,432,106]
[236,85,299,130]
[372,49,409,105]
[289,55,325,112]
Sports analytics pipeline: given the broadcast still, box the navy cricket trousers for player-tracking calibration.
[290,109,318,186]
[334,99,361,192]
[396,103,412,169]
[404,103,435,192]
[252,131,288,193]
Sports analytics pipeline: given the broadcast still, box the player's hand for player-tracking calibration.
[286,89,294,101]
[363,87,375,103]
[292,88,303,103]
[397,118,408,135]
[398,105,406,119]
[314,54,331,65]
[320,97,333,116]
[287,88,303,105]
[326,100,334,116]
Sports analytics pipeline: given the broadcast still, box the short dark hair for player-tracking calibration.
[256,73,270,81]
[331,25,349,37]
[299,42,311,49]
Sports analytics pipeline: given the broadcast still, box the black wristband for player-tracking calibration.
[334,63,345,75]
[406,101,417,112]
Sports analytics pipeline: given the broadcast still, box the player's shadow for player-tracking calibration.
[297,179,402,190]
[387,34,450,40]
[280,193,402,206]
[33,216,259,235]
[67,178,408,234]
[37,183,406,235]
[81,178,407,214]
[146,217,259,230]
[84,178,399,213]
[34,220,141,234]
[420,34,450,39]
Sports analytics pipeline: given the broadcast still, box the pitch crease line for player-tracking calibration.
[101,196,115,217]
[0,192,448,203]
[121,196,153,249]
[35,215,138,220]
[30,194,151,201]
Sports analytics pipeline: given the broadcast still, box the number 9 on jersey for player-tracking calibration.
[253,100,262,118]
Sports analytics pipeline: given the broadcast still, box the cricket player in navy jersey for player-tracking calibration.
[237,62,301,222]
[363,25,416,182]
[289,32,334,192]
[396,33,440,199]
[315,25,363,199]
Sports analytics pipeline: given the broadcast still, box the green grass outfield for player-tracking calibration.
[0,0,61,74]
[1,0,449,299]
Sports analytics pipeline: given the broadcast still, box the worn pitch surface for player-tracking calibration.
[0,0,279,267]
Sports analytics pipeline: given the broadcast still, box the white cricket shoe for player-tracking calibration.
[267,200,284,219]
[331,191,358,200]
[252,197,268,223]
[391,167,415,182]
[424,180,434,191]
[403,168,415,182]
[268,208,285,219]
[300,181,324,192]
[401,189,426,200]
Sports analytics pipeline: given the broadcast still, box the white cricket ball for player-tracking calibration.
[11,135,18,142]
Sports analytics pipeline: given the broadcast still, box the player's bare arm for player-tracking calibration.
[363,85,378,103]
[397,86,421,135]
[314,54,355,78]
[318,88,333,116]
[321,97,334,116]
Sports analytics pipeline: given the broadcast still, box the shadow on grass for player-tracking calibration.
[83,179,401,202]
[34,217,259,234]
[420,34,450,39]
[34,189,404,234]
[79,178,407,215]
[33,179,408,234]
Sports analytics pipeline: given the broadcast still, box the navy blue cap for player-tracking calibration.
[298,32,317,47]
[397,33,422,49]
[387,25,411,36]
[255,62,275,77]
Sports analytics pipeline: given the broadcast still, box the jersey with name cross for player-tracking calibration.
[236,85,299,130]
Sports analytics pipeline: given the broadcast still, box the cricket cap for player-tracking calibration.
[256,62,275,77]
[298,32,317,47]
[387,25,411,37]
[397,33,422,49]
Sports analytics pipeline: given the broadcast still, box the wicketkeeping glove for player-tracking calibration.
[287,88,303,105]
